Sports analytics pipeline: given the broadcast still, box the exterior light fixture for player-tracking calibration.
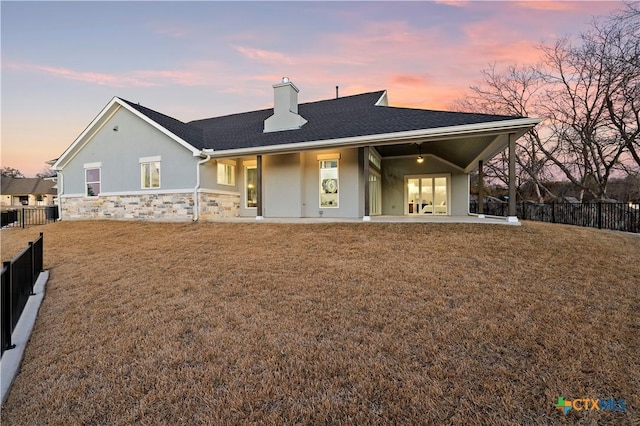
[417,144,424,163]
[282,77,290,83]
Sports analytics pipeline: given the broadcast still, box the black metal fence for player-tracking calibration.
[1,233,44,357]
[1,206,58,228]
[470,201,640,233]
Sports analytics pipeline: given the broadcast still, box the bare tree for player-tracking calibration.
[36,167,56,178]
[454,64,556,202]
[537,35,627,200]
[599,3,640,168]
[456,3,639,201]
[1,167,25,178]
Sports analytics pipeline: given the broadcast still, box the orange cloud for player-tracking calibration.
[391,74,431,87]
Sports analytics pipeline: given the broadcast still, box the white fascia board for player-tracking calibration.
[203,117,542,159]
[52,97,121,170]
[52,98,200,170]
[115,99,200,156]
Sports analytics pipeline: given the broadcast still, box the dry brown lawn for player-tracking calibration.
[1,220,638,425]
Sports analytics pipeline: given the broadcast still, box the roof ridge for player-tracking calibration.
[188,90,385,124]
[118,97,193,125]
[384,104,522,119]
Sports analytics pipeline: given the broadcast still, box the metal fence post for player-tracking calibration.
[598,201,602,229]
[2,261,16,353]
[28,241,36,295]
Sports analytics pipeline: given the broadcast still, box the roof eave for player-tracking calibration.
[202,117,541,158]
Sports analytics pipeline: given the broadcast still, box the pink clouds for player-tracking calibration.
[514,1,578,12]
[3,61,220,88]
[234,46,294,64]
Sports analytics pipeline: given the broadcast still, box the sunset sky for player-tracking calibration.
[1,1,626,177]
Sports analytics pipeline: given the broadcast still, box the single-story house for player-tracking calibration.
[0,177,57,207]
[51,78,540,221]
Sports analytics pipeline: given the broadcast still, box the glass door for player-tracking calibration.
[407,175,448,215]
[369,172,381,215]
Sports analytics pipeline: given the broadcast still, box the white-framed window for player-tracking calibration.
[369,149,381,169]
[84,162,101,197]
[217,160,236,186]
[140,156,161,189]
[319,158,339,208]
[244,162,257,208]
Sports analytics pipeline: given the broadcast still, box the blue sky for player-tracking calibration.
[1,1,626,176]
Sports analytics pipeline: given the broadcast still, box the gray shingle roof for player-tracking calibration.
[120,99,204,146]
[121,91,522,152]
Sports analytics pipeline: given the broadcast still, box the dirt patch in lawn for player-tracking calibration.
[1,221,638,424]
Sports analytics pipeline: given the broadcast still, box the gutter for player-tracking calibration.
[193,154,211,221]
[201,117,542,158]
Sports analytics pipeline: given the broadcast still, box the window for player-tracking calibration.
[320,159,339,208]
[217,161,236,186]
[140,158,161,189]
[85,166,101,197]
[245,165,257,208]
[369,150,381,169]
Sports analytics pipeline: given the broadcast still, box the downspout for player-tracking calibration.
[56,172,63,221]
[193,154,211,222]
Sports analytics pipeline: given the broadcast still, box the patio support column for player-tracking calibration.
[478,160,484,215]
[507,133,518,222]
[256,155,264,221]
[363,146,371,221]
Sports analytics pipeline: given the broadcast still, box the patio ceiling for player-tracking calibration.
[373,133,505,172]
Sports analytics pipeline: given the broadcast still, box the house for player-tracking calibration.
[0,177,57,207]
[51,78,540,222]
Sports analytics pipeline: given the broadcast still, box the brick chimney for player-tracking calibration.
[264,77,308,132]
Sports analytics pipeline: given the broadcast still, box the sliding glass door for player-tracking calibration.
[406,175,448,215]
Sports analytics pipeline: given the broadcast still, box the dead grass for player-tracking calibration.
[1,221,638,424]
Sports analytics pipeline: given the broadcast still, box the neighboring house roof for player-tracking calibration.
[1,178,57,195]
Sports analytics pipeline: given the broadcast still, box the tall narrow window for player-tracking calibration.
[85,167,101,197]
[140,158,161,189]
[320,159,339,208]
[245,165,257,208]
[217,161,236,186]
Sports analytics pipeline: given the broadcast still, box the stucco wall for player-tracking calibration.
[301,148,361,218]
[59,106,198,196]
[264,153,303,217]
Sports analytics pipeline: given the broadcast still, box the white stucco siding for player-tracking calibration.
[264,153,303,217]
[302,148,361,218]
[59,106,198,196]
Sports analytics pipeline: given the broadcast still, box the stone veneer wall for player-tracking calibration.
[197,191,241,220]
[61,191,241,221]
[61,193,195,221]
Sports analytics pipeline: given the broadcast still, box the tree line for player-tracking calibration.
[457,2,639,202]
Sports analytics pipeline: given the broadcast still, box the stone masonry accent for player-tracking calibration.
[61,191,240,221]
[197,192,241,220]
